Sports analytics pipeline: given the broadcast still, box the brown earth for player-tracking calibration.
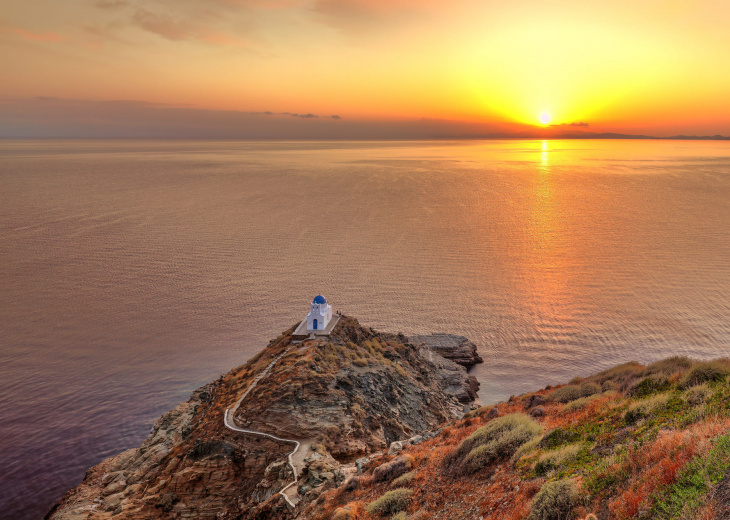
[46,316,480,520]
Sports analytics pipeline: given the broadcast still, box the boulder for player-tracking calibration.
[408,334,484,367]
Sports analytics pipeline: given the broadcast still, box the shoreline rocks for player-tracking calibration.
[409,333,484,367]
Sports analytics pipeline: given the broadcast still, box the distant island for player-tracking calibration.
[509,132,730,141]
[436,132,730,141]
[47,312,730,520]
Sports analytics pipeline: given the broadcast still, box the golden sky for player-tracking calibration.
[2,0,730,137]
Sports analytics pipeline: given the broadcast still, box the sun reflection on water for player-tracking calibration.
[523,140,579,349]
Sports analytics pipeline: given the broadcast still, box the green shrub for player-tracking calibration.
[443,414,542,474]
[534,444,582,477]
[366,489,413,516]
[601,380,618,392]
[627,375,671,397]
[534,458,557,477]
[623,393,671,425]
[526,480,580,520]
[392,471,415,488]
[548,385,583,403]
[563,395,601,413]
[642,356,693,377]
[679,362,730,389]
[515,436,542,460]
[594,361,643,379]
[391,513,408,520]
[684,384,710,406]
[624,406,646,425]
[463,444,498,473]
[590,362,643,390]
[580,382,601,397]
[539,428,581,449]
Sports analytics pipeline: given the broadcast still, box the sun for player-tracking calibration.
[539,113,551,125]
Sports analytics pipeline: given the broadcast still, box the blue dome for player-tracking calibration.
[313,295,327,304]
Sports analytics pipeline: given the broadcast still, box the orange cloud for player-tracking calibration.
[131,9,196,41]
[199,32,252,48]
[312,0,448,33]
[5,26,63,43]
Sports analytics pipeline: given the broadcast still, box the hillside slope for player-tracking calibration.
[305,356,730,520]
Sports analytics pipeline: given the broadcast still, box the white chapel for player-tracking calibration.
[307,295,332,331]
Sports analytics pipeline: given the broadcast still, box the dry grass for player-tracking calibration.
[303,356,730,520]
[606,419,730,519]
[443,414,542,475]
[331,506,354,520]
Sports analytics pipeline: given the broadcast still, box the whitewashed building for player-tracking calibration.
[306,295,332,332]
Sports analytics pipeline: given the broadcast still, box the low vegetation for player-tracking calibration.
[365,489,413,516]
[391,471,414,488]
[652,432,730,519]
[679,361,730,389]
[304,356,730,520]
[527,479,580,520]
[372,455,414,483]
[443,413,542,475]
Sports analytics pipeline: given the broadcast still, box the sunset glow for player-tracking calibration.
[1,0,730,137]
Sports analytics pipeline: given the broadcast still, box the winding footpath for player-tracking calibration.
[223,346,301,508]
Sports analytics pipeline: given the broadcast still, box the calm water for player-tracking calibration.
[1,139,729,518]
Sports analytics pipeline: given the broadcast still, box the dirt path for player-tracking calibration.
[223,346,303,508]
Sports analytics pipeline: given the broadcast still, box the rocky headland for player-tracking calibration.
[46,316,480,520]
[47,316,730,520]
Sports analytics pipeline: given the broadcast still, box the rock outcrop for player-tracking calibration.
[409,333,483,367]
[46,316,479,520]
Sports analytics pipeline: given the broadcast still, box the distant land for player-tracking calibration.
[490,132,730,141]
[2,98,729,140]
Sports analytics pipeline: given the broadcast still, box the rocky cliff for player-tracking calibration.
[46,316,480,520]
[408,334,483,368]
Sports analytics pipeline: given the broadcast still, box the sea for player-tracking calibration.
[1,139,729,519]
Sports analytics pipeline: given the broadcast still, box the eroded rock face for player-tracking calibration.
[47,316,479,520]
[409,333,484,367]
